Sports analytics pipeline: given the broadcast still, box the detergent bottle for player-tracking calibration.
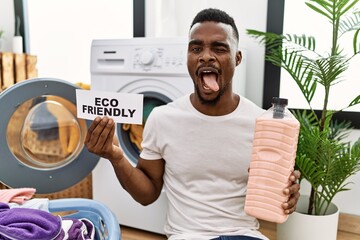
[245,97,300,223]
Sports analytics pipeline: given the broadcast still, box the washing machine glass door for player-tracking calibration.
[0,78,99,193]
[118,91,171,165]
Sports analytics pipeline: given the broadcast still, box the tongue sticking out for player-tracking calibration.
[203,73,219,92]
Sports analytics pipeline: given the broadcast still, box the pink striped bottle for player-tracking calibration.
[245,97,300,223]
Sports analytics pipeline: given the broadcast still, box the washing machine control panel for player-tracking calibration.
[133,46,187,73]
[90,39,190,76]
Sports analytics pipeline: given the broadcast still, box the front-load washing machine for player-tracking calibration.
[90,37,192,234]
[0,78,120,239]
[90,37,247,234]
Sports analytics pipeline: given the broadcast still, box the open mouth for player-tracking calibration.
[198,68,220,92]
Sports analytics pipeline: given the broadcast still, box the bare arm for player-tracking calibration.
[84,117,164,205]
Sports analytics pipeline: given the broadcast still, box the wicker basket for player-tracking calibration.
[0,173,93,199]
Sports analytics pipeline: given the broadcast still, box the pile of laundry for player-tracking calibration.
[0,188,96,240]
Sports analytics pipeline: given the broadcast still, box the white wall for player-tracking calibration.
[1,0,359,216]
[26,0,133,84]
[0,0,133,84]
[0,0,15,52]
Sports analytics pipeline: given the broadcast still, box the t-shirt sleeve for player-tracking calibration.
[139,107,163,160]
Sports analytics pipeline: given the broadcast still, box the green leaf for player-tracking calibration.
[348,94,360,107]
[339,11,360,35]
[354,28,360,53]
[305,2,332,20]
[338,0,360,17]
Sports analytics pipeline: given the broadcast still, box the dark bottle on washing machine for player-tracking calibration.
[244,97,300,223]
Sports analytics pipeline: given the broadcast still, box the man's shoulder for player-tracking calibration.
[149,94,190,116]
[158,94,189,110]
[239,96,265,115]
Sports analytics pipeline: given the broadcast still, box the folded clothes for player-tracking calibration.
[0,202,62,240]
[55,218,95,240]
[9,198,50,212]
[0,188,36,204]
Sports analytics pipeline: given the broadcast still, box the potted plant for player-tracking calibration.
[247,0,360,239]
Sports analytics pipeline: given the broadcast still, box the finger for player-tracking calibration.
[283,192,300,214]
[287,179,301,193]
[283,182,300,198]
[283,191,300,208]
[85,116,102,144]
[284,205,297,215]
[293,170,301,179]
[99,118,116,150]
[282,177,301,214]
[282,190,299,207]
[92,117,114,149]
[86,117,111,148]
[289,170,301,182]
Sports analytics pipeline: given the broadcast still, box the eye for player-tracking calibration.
[214,47,228,53]
[190,47,201,53]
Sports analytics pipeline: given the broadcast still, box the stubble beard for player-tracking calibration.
[194,83,227,106]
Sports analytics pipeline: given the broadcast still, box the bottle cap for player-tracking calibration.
[272,97,288,105]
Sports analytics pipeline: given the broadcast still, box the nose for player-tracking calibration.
[199,48,215,63]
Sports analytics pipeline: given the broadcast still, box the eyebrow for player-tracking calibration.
[212,41,230,48]
[188,39,203,46]
[188,39,229,48]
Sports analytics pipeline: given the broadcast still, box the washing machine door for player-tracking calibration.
[118,91,171,165]
[0,78,99,194]
[107,76,187,165]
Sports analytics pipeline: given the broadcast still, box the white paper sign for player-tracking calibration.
[76,89,143,124]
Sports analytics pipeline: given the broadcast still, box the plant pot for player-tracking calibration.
[277,195,339,240]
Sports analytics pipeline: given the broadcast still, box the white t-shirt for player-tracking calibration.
[140,94,268,240]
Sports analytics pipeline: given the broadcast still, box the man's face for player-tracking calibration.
[187,21,241,105]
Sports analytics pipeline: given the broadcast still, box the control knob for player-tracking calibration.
[140,51,155,66]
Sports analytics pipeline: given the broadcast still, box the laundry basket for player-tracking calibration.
[49,198,121,240]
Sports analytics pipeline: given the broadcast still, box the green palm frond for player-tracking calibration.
[337,0,360,17]
[273,49,318,104]
[338,9,360,54]
[247,30,320,105]
[295,114,360,214]
[246,30,283,49]
[284,34,316,51]
[246,30,317,53]
[292,106,360,215]
[310,55,349,86]
[354,28,360,53]
[339,10,360,35]
[348,94,360,108]
[329,120,353,140]
[306,0,360,20]
[305,1,333,21]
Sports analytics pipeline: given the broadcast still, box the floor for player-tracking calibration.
[121,226,166,240]
[120,223,360,240]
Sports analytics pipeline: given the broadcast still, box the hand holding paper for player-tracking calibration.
[76,89,144,124]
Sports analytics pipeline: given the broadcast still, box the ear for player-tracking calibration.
[235,50,242,66]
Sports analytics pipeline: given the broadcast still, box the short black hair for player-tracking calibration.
[190,8,239,43]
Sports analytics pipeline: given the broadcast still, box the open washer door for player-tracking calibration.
[0,78,99,194]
